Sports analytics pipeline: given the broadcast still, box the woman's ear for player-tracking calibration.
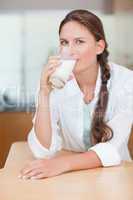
[96,39,105,55]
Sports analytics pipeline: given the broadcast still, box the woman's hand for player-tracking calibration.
[40,56,61,96]
[19,156,70,180]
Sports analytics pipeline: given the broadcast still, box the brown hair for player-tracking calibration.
[59,9,113,145]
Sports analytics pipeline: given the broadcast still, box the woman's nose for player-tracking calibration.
[69,45,75,54]
[68,45,77,58]
[60,46,76,57]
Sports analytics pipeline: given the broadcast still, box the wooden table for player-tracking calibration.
[0,142,133,200]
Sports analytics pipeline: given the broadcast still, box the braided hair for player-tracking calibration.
[59,9,113,145]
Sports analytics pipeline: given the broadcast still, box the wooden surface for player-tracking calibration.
[0,112,34,168]
[0,142,133,200]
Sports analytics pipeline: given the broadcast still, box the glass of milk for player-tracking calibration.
[49,47,76,89]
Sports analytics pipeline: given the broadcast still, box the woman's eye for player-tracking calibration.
[76,40,84,44]
[60,41,68,46]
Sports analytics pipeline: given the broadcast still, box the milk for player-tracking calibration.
[49,58,76,89]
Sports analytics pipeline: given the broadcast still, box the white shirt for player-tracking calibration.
[28,62,133,167]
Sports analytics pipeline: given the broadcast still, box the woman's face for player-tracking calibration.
[59,21,105,75]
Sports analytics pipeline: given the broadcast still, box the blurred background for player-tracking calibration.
[0,0,133,112]
[0,0,133,167]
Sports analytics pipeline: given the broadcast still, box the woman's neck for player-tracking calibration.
[75,63,99,92]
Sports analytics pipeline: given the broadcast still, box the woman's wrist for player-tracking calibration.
[39,85,50,97]
[37,89,50,111]
[55,156,72,173]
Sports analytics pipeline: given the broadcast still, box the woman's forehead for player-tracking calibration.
[59,21,92,39]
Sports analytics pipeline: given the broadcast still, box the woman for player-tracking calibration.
[19,9,133,179]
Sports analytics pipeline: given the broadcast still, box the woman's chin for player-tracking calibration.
[73,69,81,76]
[73,67,88,76]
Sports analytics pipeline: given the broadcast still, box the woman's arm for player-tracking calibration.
[28,87,62,159]
[34,89,52,149]
[28,56,63,157]
[64,150,102,171]
[19,150,102,179]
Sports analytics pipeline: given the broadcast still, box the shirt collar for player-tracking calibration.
[66,65,102,98]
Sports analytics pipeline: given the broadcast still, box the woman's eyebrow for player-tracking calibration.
[74,37,86,40]
[59,38,68,41]
[60,37,86,41]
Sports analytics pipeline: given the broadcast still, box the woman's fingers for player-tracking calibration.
[41,62,60,79]
[19,162,47,180]
[39,56,61,94]
[40,64,57,83]
[47,61,61,70]
[30,173,46,180]
[47,56,61,68]
[47,63,60,73]
[20,159,47,174]
[45,65,58,83]
[22,170,43,180]
[48,59,61,65]
[20,160,40,175]
[48,55,61,62]
[20,166,35,177]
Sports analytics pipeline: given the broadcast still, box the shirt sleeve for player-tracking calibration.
[89,77,133,167]
[28,89,62,159]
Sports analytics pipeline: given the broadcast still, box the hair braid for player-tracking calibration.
[91,49,113,144]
